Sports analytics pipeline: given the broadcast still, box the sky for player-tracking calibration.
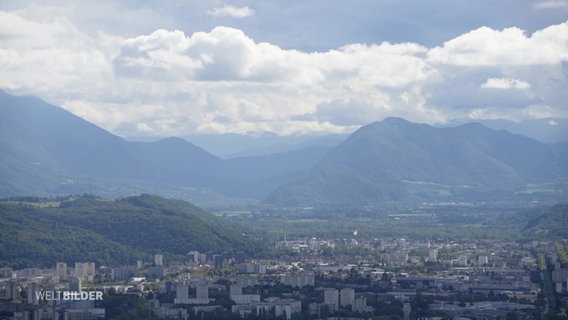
[1,0,568,138]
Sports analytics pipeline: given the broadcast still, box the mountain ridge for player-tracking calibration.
[0,194,266,268]
[1,90,567,206]
[265,117,568,206]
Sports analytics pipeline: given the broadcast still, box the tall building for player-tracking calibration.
[187,251,200,264]
[428,249,438,261]
[56,262,67,280]
[175,283,189,301]
[69,277,82,292]
[27,282,40,305]
[213,255,224,269]
[340,288,355,307]
[196,285,209,300]
[235,251,246,264]
[6,280,20,301]
[230,284,242,297]
[458,255,468,266]
[280,273,315,288]
[75,262,95,279]
[155,254,163,266]
[324,289,338,310]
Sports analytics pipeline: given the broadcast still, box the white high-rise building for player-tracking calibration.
[155,254,163,266]
[428,249,438,261]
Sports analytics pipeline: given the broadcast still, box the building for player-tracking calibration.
[239,263,266,274]
[280,273,315,288]
[174,283,189,304]
[27,282,40,305]
[196,285,208,300]
[213,255,224,269]
[230,284,242,296]
[429,249,438,261]
[324,288,339,311]
[478,255,489,267]
[352,297,373,313]
[56,262,67,280]
[232,294,261,305]
[340,288,355,307]
[75,262,95,279]
[457,255,468,266]
[111,266,137,281]
[237,276,259,288]
[187,251,200,265]
[232,299,301,320]
[69,277,82,292]
[0,267,13,278]
[235,251,246,264]
[273,299,302,320]
[155,254,163,266]
[7,280,20,301]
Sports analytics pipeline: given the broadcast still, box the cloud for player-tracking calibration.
[314,99,383,126]
[535,0,568,9]
[480,77,531,89]
[137,123,154,133]
[207,5,255,18]
[428,22,568,66]
[2,4,568,137]
[113,27,431,88]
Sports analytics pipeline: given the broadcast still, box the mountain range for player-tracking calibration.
[1,90,567,207]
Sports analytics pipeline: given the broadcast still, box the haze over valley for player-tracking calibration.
[2,90,567,208]
[2,1,568,319]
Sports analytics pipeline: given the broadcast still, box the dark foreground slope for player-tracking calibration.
[0,194,265,268]
[266,118,568,206]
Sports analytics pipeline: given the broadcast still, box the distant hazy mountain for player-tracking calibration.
[179,132,345,159]
[2,91,567,207]
[474,118,568,144]
[0,91,326,204]
[265,117,568,206]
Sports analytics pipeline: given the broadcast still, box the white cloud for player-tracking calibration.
[207,5,255,18]
[1,4,567,137]
[480,77,531,89]
[428,22,568,66]
[548,119,559,126]
[535,0,568,9]
[137,123,154,133]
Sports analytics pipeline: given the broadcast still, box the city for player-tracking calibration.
[2,232,567,319]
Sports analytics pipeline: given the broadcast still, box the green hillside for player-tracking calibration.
[523,203,568,239]
[0,195,266,268]
[266,118,568,206]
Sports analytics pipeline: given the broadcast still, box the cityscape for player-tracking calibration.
[2,1,568,319]
[2,228,567,319]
